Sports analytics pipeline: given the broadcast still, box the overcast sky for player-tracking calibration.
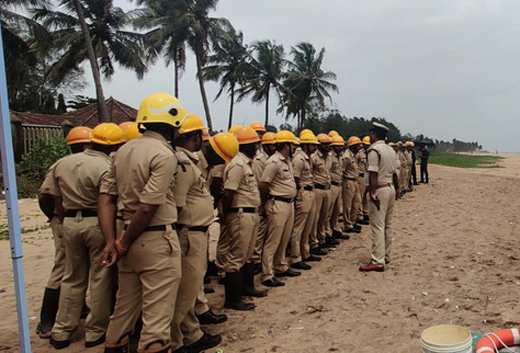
[81,0,520,152]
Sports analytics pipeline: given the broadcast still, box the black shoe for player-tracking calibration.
[261,277,285,287]
[37,287,60,339]
[185,333,222,353]
[85,335,105,348]
[363,215,370,221]
[332,230,350,240]
[253,262,262,275]
[291,261,311,270]
[304,255,322,262]
[357,219,370,225]
[50,339,70,350]
[414,183,419,186]
[196,310,228,325]
[224,271,256,311]
[325,237,340,245]
[353,224,361,230]
[276,269,301,277]
[203,287,214,294]
[310,247,327,256]
[172,346,190,353]
[345,228,360,233]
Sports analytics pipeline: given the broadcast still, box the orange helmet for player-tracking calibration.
[234,126,260,145]
[66,126,92,146]
[328,130,339,137]
[250,122,266,132]
[261,132,276,145]
[331,135,345,146]
[347,136,362,147]
[317,133,332,144]
[202,129,210,141]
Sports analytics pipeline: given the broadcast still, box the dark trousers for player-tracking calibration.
[420,161,428,183]
[410,164,417,185]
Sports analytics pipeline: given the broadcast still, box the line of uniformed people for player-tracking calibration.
[388,141,417,197]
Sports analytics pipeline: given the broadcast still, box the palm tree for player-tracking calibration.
[283,42,339,130]
[34,0,148,122]
[202,26,249,129]
[237,40,285,127]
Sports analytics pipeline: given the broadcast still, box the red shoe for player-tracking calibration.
[359,263,385,272]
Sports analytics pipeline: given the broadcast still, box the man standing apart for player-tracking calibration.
[419,145,430,184]
[359,123,399,272]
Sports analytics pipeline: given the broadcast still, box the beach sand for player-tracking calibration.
[1,155,520,352]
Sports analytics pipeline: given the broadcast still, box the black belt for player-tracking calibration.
[116,215,123,220]
[314,183,330,190]
[177,224,209,232]
[299,185,314,191]
[359,173,365,178]
[346,177,357,181]
[229,207,257,213]
[331,181,340,186]
[64,210,97,218]
[124,223,177,232]
[268,195,293,203]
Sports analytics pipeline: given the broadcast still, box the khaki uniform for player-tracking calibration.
[51,149,113,343]
[213,163,231,277]
[221,152,261,272]
[398,150,407,193]
[260,151,296,281]
[341,149,361,230]
[103,131,181,350]
[310,150,331,247]
[366,140,396,266]
[40,162,65,290]
[251,149,270,265]
[171,148,214,350]
[357,149,368,220]
[405,150,413,190]
[327,150,343,236]
[291,151,315,263]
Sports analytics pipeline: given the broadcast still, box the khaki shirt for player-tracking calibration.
[260,151,297,198]
[196,150,211,192]
[100,130,178,226]
[398,151,407,169]
[357,149,367,174]
[394,150,401,171]
[311,150,331,186]
[366,140,396,184]
[329,151,342,183]
[52,149,111,211]
[342,149,359,180]
[292,152,313,188]
[174,147,214,227]
[210,164,225,180]
[405,150,413,167]
[40,161,58,196]
[253,149,269,182]
[224,152,261,208]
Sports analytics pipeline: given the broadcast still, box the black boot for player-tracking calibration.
[36,287,60,339]
[224,271,255,311]
[241,263,267,298]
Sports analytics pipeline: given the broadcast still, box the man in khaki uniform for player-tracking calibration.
[342,137,362,234]
[99,93,187,353]
[310,134,332,253]
[327,135,349,242]
[259,130,299,287]
[405,142,414,191]
[290,133,319,270]
[360,122,398,272]
[359,136,371,223]
[397,142,407,196]
[251,132,276,273]
[250,121,266,140]
[221,126,265,310]
[50,123,125,349]
[356,139,368,225]
[36,126,92,339]
[171,114,222,353]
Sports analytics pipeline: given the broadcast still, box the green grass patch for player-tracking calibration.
[428,153,504,168]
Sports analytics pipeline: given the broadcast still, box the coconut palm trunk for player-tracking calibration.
[195,41,213,131]
[264,88,269,127]
[72,0,109,123]
[227,81,235,130]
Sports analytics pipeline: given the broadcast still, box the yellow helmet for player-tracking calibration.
[317,133,332,144]
[90,123,126,145]
[299,128,313,137]
[209,132,239,163]
[136,93,188,128]
[300,133,319,145]
[118,121,134,134]
[228,125,243,135]
[250,122,266,132]
[261,132,276,145]
[66,126,92,145]
[202,129,210,141]
[124,123,142,141]
[409,141,415,147]
[328,130,339,137]
[294,137,300,146]
[331,135,345,146]
[234,126,260,145]
[347,136,362,147]
[362,136,371,145]
[179,113,208,134]
[275,130,297,144]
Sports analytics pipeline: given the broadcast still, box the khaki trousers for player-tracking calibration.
[46,217,65,289]
[327,184,342,235]
[357,177,366,221]
[194,284,209,316]
[368,186,395,266]
[215,223,230,278]
[342,179,361,229]
[171,229,207,350]
[291,189,315,263]
[106,229,181,350]
[52,216,113,342]
[399,167,407,193]
[261,200,294,281]
[311,188,330,247]
[223,210,259,273]
[251,208,267,265]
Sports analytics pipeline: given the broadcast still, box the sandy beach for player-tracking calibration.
[1,155,520,352]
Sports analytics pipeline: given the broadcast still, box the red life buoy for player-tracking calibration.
[475,327,520,353]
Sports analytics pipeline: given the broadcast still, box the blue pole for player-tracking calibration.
[0,21,32,353]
